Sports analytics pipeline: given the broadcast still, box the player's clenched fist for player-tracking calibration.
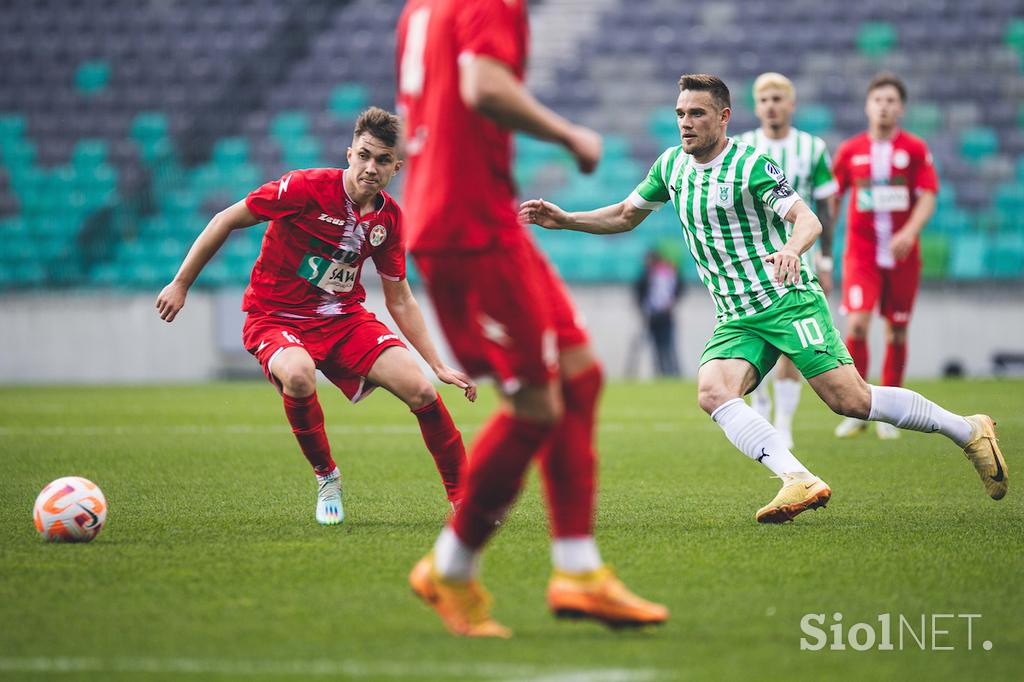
[518,198,570,230]
[155,281,188,322]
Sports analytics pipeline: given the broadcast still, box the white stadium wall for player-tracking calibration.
[0,283,1022,384]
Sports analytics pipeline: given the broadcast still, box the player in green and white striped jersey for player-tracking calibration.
[520,74,1007,521]
[738,72,838,450]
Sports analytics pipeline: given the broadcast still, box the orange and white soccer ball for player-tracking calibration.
[33,476,107,542]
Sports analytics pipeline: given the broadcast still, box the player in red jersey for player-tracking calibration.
[831,73,939,440]
[397,0,667,637]
[155,108,474,525]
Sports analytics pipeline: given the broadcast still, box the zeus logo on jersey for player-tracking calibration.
[376,334,399,345]
[318,213,347,227]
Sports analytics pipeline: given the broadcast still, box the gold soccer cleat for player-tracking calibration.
[547,566,669,628]
[963,415,1008,500]
[834,417,868,439]
[756,473,831,523]
[409,553,511,638]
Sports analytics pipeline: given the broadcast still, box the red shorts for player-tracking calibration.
[414,236,588,391]
[241,309,406,402]
[840,257,921,325]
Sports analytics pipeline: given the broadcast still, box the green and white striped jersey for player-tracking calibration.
[629,138,821,322]
[736,127,837,202]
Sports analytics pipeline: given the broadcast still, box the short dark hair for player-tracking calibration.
[867,72,907,102]
[353,106,401,148]
[678,74,731,111]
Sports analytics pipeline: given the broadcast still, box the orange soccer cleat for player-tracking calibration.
[547,566,669,628]
[409,553,511,638]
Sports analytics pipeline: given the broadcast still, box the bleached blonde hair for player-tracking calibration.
[752,72,795,101]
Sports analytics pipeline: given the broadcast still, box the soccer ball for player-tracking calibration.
[33,476,107,542]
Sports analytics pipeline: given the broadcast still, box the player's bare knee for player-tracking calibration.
[406,382,438,410]
[697,384,733,415]
[280,367,316,397]
[827,386,871,419]
[511,385,563,424]
[886,324,908,345]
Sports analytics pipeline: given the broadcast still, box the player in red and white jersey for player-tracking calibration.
[156,108,474,525]
[397,0,667,637]
[831,73,938,440]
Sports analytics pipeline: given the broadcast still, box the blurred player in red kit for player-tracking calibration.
[156,108,473,525]
[396,0,668,637]
[831,73,938,440]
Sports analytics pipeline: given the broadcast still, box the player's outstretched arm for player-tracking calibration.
[156,200,262,322]
[460,56,601,174]
[518,198,651,235]
[766,200,823,286]
[381,278,476,402]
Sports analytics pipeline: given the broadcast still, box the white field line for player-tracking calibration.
[0,422,687,437]
[0,656,661,681]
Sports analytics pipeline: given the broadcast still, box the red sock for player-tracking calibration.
[540,365,602,538]
[882,341,907,387]
[282,392,335,475]
[451,412,554,548]
[412,395,467,503]
[847,337,869,379]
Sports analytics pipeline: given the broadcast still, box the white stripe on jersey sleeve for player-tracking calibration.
[628,190,664,211]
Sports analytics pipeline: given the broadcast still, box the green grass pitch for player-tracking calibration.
[1,379,1021,681]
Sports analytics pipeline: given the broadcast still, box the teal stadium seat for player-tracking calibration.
[328,84,368,121]
[1006,19,1024,61]
[987,233,1024,278]
[904,102,942,139]
[270,111,311,142]
[948,234,987,279]
[793,104,834,137]
[959,126,998,163]
[856,22,898,59]
[74,60,110,95]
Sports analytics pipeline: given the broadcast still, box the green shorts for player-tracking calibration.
[699,289,853,389]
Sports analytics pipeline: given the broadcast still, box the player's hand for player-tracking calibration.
[564,124,602,174]
[518,198,571,230]
[889,231,916,261]
[434,365,477,402]
[156,281,188,322]
[765,248,802,286]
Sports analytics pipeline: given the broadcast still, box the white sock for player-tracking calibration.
[749,384,772,420]
[773,378,802,434]
[551,537,603,573]
[868,385,973,447]
[316,466,340,481]
[434,526,479,581]
[711,398,810,476]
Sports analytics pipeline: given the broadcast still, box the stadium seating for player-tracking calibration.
[0,0,1022,290]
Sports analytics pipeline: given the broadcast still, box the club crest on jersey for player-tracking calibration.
[715,184,733,208]
[369,224,387,247]
[893,149,910,169]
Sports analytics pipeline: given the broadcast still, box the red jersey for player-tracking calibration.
[242,168,406,318]
[832,129,938,268]
[396,0,528,253]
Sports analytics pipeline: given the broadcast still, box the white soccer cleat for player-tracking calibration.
[834,417,868,439]
[315,468,344,525]
[876,422,901,440]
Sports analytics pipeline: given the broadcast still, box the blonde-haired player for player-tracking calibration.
[738,73,838,449]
